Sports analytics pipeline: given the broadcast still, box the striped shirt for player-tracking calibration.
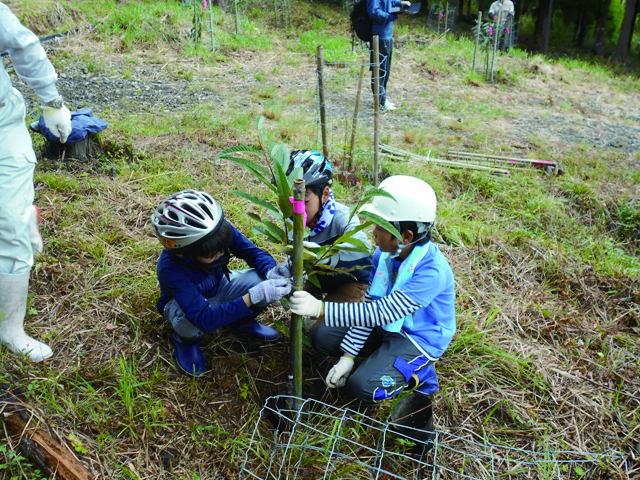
[325,290,421,356]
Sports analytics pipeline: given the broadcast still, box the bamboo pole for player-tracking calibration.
[209,5,215,52]
[447,150,557,167]
[490,9,502,82]
[372,36,380,186]
[316,45,329,160]
[234,0,239,35]
[380,151,509,175]
[290,179,306,411]
[348,58,366,172]
[445,2,449,34]
[472,11,481,71]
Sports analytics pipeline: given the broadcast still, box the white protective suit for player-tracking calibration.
[0,2,69,361]
[488,0,514,21]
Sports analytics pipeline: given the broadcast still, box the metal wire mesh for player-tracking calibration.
[314,45,387,170]
[239,395,631,480]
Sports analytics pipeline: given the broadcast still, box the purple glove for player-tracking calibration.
[248,279,292,305]
[267,262,291,280]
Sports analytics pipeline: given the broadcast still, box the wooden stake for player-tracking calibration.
[209,5,215,52]
[290,179,306,412]
[234,0,239,35]
[348,58,366,172]
[372,35,380,186]
[490,9,502,82]
[472,11,482,71]
[316,45,329,160]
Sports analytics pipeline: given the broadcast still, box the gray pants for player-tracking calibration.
[163,269,265,339]
[311,324,435,405]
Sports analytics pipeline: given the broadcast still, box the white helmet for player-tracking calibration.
[151,190,224,251]
[360,175,436,233]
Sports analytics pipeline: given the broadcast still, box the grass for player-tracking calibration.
[1,0,639,478]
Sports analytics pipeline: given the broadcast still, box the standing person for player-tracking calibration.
[286,150,373,304]
[366,0,410,111]
[0,3,72,362]
[290,176,456,437]
[152,190,292,377]
[488,0,515,51]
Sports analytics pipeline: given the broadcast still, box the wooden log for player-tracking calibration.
[1,385,93,480]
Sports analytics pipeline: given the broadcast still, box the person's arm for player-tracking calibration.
[228,223,277,278]
[0,4,59,102]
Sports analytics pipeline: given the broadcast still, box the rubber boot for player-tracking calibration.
[230,308,279,341]
[389,392,435,453]
[171,333,206,377]
[0,272,53,362]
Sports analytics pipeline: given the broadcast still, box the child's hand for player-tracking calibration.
[267,262,291,280]
[290,291,324,317]
[326,356,354,388]
[248,279,292,305]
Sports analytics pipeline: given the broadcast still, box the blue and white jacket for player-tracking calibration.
[325,242,456,359]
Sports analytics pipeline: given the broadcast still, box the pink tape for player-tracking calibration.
[289,196,308,227]
[506,27,510,34]
[203,0,208,9]
[489,27,493,36]
[439,13,444,19]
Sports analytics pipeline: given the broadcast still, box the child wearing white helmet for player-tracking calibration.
[152,190,292,377]
[290,175,456,440]
[287,150,373,304]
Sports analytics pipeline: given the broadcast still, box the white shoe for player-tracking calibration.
[386,101,396,108]
[0,272,53,362]
[381,102,397,111]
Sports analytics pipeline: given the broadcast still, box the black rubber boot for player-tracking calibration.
[171,333,206,377]
[389,392,435,453]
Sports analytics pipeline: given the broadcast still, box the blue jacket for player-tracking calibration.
[366,0,401,40]
[372,243,456,359]
[156,222,276,332]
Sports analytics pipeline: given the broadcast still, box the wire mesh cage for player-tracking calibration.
[239,395,631,480]
[426,4,457,34]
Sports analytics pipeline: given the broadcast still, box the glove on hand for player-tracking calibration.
[43,105,72,143]
[326,356,354,388]
[29,206,43,254]
[267,262,292,280]
[290,291,323,317]
[248,278,292,305]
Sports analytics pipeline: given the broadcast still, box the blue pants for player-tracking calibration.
[311,325,438,405]
[0,88,36,275]
[163,269,264,339]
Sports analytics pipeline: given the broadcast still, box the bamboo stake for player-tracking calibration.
[274,0,278,28]
[380,151,509,175]
[316,46,329,160]
[290,179,306,412]
[209,5,215,52]
[372,35,380,186]
[447,150,557,167]
[348,58,366,172]
[234,0,239,35]
[490,9,502,82]
[445,2,449,34]
[472,11,481,71]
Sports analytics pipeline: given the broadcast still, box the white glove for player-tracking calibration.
[303,241,321,249]
[29,205,43,254]
[289,291,323,317]
[42,105,72,143]
[326,356,354,388]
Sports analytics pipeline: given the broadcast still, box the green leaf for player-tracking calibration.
[257,115,265,132]
[359,211,401,239]
[288,166,303,183]
[246,212,262,223]
[307,274,321,288]
[261,220,286,244]
[229,190,283,220]
[223,157,276,193]
[218,144,262,158]
[252,225,282,244]
[274,161,293,218]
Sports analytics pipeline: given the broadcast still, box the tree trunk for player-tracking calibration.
[575,12,587,48]
[614,0,639,62]
[541,0,554,54]
[628,0,639,49]
[592,0,612,56]
[534,0,549,47]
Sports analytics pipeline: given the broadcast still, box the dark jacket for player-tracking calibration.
[156,222,276,332]
[366,0,402,40]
